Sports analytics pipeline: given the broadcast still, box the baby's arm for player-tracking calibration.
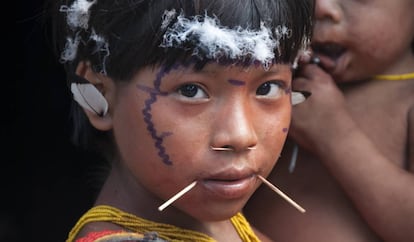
[290,64,414,242]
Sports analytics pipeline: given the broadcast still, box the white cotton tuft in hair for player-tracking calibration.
[71,83,108,116]
[59,0,99,62]
[61,36,80,62]
[89,30,110,75]
[161,13,290,68]
[161,9,177,29]
[60,0,97,29]
[292,49,312,70]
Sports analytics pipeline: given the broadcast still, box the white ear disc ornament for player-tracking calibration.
[70,83,109,116]
[291,91,306,106]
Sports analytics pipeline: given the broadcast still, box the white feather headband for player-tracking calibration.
[160,10,291,70]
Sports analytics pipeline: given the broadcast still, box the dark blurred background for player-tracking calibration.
[13,1,102,241]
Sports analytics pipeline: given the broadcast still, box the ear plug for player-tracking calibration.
[291,91,311,106]
[71,83,109,116]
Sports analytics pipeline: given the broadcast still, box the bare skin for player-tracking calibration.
[74,62,292,242]
[246,72,414,242]
[244,0,414,241]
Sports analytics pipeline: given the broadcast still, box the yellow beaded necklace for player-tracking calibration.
[373,72,414,81]
[66,205,260,242]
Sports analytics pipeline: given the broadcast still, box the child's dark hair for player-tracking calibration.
[48,0,314,159]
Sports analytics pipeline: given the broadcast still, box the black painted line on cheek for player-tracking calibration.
[138,65,180,165]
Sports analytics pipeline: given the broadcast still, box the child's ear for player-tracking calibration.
[74,61,113,131]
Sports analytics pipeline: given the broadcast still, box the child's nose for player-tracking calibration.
[210,100,258,152]
[314,0,342,23]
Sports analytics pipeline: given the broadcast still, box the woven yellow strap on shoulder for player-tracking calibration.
[66,205,261,242]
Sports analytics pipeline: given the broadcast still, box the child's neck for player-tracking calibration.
[373,51,414,80]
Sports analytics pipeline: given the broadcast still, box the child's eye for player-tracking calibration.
[256,81,284,98]
[176,83,208,99]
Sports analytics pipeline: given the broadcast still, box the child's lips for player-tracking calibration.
[202,173,256,199]
[312,42,346,71]
[317,55,337,71]
[312,42,346,59]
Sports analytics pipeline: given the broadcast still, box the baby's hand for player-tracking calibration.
[289,62,351,152]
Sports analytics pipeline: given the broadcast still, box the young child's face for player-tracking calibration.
[312,0,414,82]
[110,62,292,220]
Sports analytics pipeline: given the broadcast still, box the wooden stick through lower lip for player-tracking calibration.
[257,175,306,213]
[158,181,197,211]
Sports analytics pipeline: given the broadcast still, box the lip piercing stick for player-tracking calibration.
[158,181,198,211]
[257,175,306,213]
